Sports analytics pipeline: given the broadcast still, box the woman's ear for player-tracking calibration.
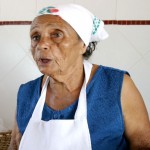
[83,43,86,48]
[80,43,86,54]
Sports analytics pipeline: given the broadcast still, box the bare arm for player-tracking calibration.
[7,75,47,150]
[121,74,150,149]
[8,117,22,150]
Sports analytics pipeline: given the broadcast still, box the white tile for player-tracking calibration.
[74,0,117,20]
[9,25,30,52]
[117,26,150,55]
[36,0,74,12]
[1,26,31,53]
[1,0,36,21]
[116,0,150,20]
[144,51,150,66]
[0,25,31,64]
[0,26,26,81]
[0,56,42,129]
[0,0,2,20]
[89,25,141,70]
[128,60,150,116]
[142,95,150,118]
[1,55,41,89]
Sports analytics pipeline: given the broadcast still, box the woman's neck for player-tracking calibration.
[49,60,84,94]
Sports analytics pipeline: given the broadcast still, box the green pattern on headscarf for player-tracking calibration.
[38,6,55,15]
[92,16,101,35]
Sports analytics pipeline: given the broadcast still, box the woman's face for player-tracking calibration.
[30,15,86,76]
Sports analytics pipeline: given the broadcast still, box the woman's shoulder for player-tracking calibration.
[22,75,43,86]
[99,64,128,74]
[20,75,43,89]
[93,64,129,79]
[17,75,43,97]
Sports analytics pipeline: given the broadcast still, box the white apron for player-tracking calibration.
[19,60,92,150]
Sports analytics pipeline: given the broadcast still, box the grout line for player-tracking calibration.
[115,0,118,20]
[26,52,36,65]
[143,49,150,56]
[16,42,30,54]
[0,1,1,20]
[0,20,150,26]
[0,55,27,82]
[116,26,145,57]
[104,20,150,25]
[35,0,37,16]
[124,49,150,71]
[143,51,150,66]
[113,26,150,71]
[127,56,149,72]
[0,21,31,25]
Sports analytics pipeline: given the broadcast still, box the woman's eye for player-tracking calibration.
[32,35,40,41]
[51,32,63,38]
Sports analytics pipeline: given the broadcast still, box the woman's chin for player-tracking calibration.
[38,67,56,77]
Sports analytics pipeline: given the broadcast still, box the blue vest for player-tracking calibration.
[17,65,129,150]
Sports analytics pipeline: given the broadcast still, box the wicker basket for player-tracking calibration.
[0,131,11,150]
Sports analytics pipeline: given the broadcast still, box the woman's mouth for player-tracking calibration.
[38,58,52,65]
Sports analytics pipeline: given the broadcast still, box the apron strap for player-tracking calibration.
[31,60,92,121]
[31,77,50,121]
[74,60,92,119]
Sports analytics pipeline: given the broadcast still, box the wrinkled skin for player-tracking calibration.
[8,15,150,150]
[29,15,89,110]
[30,15,86,81]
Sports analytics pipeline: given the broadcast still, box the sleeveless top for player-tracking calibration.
[17,65,129,150]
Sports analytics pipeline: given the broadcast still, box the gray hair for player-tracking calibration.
[83,42,97,59]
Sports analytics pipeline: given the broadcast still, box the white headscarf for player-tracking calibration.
[38,3,109,46]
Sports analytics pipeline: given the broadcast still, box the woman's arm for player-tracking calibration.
[121,74,150,149]
[8,117,22,150]
[8,75,47,150]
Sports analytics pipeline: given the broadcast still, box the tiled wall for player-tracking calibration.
[1,20,150,25]
[0,0,150,130]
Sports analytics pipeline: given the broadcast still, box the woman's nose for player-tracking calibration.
[37,37,52,50]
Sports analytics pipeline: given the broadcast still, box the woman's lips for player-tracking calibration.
[38,58,52,65]
[41,59,50,63]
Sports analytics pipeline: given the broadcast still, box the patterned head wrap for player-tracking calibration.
[38,4,109,46]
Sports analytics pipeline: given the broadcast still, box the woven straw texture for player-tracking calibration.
[0,131,11,150]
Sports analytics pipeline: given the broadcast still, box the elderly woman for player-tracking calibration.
[9,3,150,150]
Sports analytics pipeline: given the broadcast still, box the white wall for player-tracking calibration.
[0,0,150,130]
